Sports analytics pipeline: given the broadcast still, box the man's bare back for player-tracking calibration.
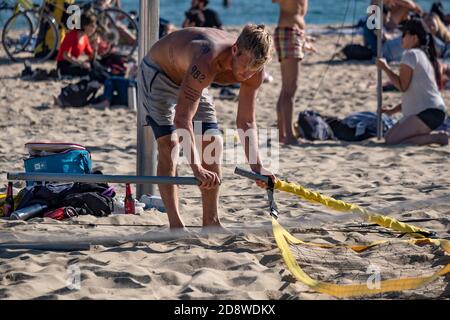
[274,0,307,30]
[147,27,257,87]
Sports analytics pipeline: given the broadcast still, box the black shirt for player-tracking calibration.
[202,9,222,28]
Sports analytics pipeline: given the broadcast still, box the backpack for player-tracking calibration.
[61,192,114,217]
[16,182,115,217]
[57,79,102,107]
[297,110,335,141]
[342,44,374,61]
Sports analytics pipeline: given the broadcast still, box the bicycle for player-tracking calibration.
[2,0,138,63]
[2,0,60,62]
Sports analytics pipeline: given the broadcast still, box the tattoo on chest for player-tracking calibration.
[190,65,206,83]
[183,84,201,102]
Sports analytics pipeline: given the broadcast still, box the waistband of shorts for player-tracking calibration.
[143,56,163,73]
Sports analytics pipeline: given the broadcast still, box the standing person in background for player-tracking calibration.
[273,0,316,145]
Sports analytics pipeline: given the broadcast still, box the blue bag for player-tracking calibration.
[24,149,92,186]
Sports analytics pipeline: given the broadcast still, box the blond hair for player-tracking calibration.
[236,24,273,68]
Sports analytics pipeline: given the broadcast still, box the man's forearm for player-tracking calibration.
[174,119,203,172]
[237,120,263,172]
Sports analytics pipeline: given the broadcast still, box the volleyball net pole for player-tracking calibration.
[376,0,384,139]
[137,0,160,198]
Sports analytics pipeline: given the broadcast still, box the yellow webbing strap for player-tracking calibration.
[273,218,450,298]
[275,180,430,237]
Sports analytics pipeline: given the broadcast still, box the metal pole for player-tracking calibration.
[7,172,198,185]
[376,0,384,139]
[137,0,159,197]
[234,167,270,184]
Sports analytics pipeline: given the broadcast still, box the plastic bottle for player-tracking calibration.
[10,204,48,221]
[140,194,166,213]
[127,82,137,112]
[3,182,14,218]
[124,183,135,214]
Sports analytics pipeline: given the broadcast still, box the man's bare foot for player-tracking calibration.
[201,224,234,235]
[169,226,192,237]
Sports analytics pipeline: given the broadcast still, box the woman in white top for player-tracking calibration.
[377,18,448,146]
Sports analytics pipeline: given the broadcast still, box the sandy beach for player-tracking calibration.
[0,26,449,300]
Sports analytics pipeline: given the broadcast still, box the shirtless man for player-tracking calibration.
[273,0,313,145]
[137,25,275,230]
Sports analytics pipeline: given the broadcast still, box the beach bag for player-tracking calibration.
[57,79,102,107]
[61,192,114,217]
[24,143,93,186]
[297,110,335,141]
[103,76,136,107]
[99,53,128,77]
[16,182,114,217]
[342,44,374,60]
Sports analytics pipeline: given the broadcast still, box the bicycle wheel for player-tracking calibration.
[2,10,58,62]
[97,7,138,59]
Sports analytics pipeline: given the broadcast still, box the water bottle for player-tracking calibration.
[127,82,137,112]
[140,194,166,213]
[10,204,48,221]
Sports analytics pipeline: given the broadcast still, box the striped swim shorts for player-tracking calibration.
[274,27,305,62]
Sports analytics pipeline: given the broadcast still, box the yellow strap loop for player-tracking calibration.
[274,180,430,237]
[273,218,450,298]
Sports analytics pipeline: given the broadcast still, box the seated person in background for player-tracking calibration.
[423,13,450,45]
[377,18,448,146]
[431,1,450,26]
[182,0,223,29]
[441,63,450,88]
[379,0,423,29]
[95,0,120,9]
[57,12,97,77]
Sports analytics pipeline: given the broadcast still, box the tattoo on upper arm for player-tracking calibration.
[169,46,175,66]
[190,65,206,83]
[200,42,211,55]
[183,84,202,102]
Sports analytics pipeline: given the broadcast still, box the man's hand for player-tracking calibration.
[194,166,221,190]
[252,166,277,189]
